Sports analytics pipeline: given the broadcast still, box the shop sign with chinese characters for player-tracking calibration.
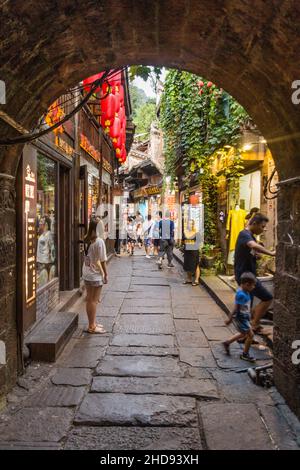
[24,164,37,307]
[80,133,100,162]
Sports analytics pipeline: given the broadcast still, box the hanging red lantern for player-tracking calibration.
[109,70,122,85]
[118,104,125,122]
[197,80,204,88]
[101,93,116,120]
[101,82,112,97]
[115,147,121,158]
[83,72,104,93]
[109,116,121,138]
[207,81,213,88]
[100,114,114,128]
[112,135,122,149]
[114,90,121,113]
[118,85,124,105]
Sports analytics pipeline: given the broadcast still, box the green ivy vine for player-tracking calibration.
[160,69,250,243]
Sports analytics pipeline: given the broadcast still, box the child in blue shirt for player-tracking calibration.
[222,272,257,362]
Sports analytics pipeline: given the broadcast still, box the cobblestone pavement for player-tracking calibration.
[0,253,299,450]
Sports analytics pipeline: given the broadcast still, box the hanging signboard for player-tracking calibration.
[17,145,37,331]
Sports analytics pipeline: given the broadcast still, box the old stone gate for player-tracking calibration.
[0,0,300,416]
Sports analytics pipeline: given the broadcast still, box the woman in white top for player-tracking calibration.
[82,218,108,333]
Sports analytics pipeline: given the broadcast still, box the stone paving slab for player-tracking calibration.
[172,299,222,318]
[125,291,171,300]
[111,334,174,348]
[95,355,184,377]
[131,279,170,287]
[210,369,274,405]
[120,306,172,314]
[176,331,209,348]
[96,306,120,317]
[51,368,92,386]
[199,403,273,450]
[76,334,110,347]
[74,393,198,427]
[114,315,174,334]
[170,286,210,297]
[258,404,300,450]
[91,376,219,399]
[60,345,106,368]
[65,426,202,450]
[202,326,232,341]
[209,341,270,370]
[174,319,201,331]
[127,285,170,295]
[197,315,227,327]
[132,271,167,277]
[25,385,86,407]
[106,346,179,357]
[0,408,74,442]
[122,299,171,309]
[100,297,124,308]
[179,348,217,368]
[0,441,62,450]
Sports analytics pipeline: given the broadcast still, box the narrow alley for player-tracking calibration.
[0,253,298,451]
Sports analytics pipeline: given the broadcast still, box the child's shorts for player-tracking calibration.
[234,313,251,334]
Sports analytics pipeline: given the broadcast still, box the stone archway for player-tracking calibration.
[0,0,300,415]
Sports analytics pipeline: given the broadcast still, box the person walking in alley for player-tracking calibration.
[143,214,154,258]
[82,218,108,334]
[182,219,201,286]
[126,216,137,256]
[234,213,275,332]
[222,272,257,362]
[152,211,162,256]
[157,210,175,269]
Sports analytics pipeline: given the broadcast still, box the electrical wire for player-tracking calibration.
[263,167,279,200]
[0,67,126,146]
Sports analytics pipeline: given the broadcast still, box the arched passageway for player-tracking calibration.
[0,0,300,416]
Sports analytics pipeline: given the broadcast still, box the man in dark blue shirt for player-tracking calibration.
[157,210,175,269]
[234,213,275,332]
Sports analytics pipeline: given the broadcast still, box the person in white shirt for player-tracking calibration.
[82,218,108,334]
[37,216,55,265]
[143,214,154,258]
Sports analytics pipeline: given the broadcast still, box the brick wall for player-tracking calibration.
[274,184,300,417]
[36,279,60,322]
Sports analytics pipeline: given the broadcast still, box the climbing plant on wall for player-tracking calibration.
[160,69,250,243]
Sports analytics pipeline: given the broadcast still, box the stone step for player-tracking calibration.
[25,311,78,362]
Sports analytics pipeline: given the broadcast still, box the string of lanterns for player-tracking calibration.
[83,71,127,164]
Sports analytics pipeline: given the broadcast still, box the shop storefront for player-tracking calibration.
[17,139,74,332]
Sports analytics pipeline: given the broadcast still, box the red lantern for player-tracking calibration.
[109,116,121,138]
[83,73,104,93]
[114,90,121,113]
[101,82,112,97]
[100,115,114,128]
[118,85,124,104]
[115,147,121,158]
[118,104,125,122]
[112,135,122,149]
[197,80,204,88]
[207,81,213,88]
[109,70,122,85]
[101,93,116,120]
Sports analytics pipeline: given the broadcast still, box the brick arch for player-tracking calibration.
[0,0,300,177]
[1,0,300,417]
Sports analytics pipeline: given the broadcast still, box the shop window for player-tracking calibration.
[88,174,99,220]
[36,154,57,288]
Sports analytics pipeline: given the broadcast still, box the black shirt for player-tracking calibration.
[234,229,257,282]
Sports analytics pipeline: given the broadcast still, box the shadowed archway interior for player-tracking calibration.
[0,0,300,417]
